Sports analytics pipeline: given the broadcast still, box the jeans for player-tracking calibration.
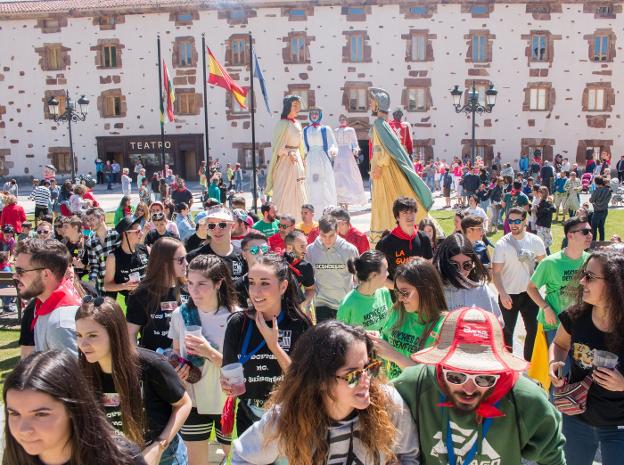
[500,291,538,361]
[159,434,188,465]
[563,414,624,465]
[591,209,608,241]
[106,174,112,190]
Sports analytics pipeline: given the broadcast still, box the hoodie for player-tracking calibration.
[589,185,612,212]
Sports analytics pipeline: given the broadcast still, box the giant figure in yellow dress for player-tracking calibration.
[369,87,434,243]
[266,95,308,221]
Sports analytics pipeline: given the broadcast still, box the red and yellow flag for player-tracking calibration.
[207,47,247,108]
[163,60,175,122]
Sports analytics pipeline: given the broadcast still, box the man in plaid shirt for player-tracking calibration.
[82,207,120,294]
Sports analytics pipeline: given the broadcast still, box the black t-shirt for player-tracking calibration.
[222,311,309,407]
[99,347,186,442]
[34,437,147,465]
[144,229,178,247]
[185,233,205,252]
[559,310,624,427]
[187,243,247,280]
[113,245,149,296]
[126,287,187,351]
[376,230,433,278]
[171,188,193,206]
[19,299,35,347]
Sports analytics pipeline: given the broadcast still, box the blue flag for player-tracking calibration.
[253,51,271,114]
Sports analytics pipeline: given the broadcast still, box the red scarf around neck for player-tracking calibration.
[390,225,417,251]
[31,278,81,330]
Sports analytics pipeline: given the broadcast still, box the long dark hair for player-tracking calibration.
[247,254,311,324]
[433,233,490,289]
[393,258,448,327]
[3,351,141,465]
[266,321,396,465]
[131,237,185,320]
[567,249,624,352]
[280,95,302,119]
[187,254,238,311]
[76,298,145,447]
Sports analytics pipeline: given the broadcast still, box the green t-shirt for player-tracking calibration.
[252,219,279,237]
[336,288,392,332]
[381,311,445,379]
[531,250,589,331]
[393,365,566,465]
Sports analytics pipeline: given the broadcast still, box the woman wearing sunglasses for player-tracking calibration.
[4,351,148,465]
[433,233,502,322]
[549,249,624,465]
[230,320,418,465]
[368,258,448,379]
[222,254,311,435]
[76,296,192,465]
[144,211,180,247]
[127,237,188,351]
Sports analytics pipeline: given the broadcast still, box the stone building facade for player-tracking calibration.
[0,0,622,179]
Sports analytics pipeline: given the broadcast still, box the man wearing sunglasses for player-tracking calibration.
[187,207,246,280]
[267,214,296,254]
[394,307,565,465]
[528,216,591,345]
[492,207,546,361]
[13,239,81,355]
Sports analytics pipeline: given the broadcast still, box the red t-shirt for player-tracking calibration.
[268,233,286,254]
[342,227,370,255]
[0,204,26,233]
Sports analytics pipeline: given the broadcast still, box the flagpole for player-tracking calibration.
[248,31,258,213]
[201,33,210,170]
[157,34,166,173]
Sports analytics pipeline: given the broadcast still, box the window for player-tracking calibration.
[177,13,194,22]
[51,151,72,174]
[231,94,247,114]
[596,5,613,16]
[587,88,606,111]
[230,9,246,21]
[179,42,192,67]
[528,146,544,157]
[593,35,609,61]
[407,87,427,111]
[231,37,248,66]
[290,34,307,63]
[99,16,116,26]
[348,7,365,15]
[472,34,487,62]
[410,6,427,15]
[468,83,489,106]
[411,33,427,61]
[529,88,548,110]
[348,88,368,112]
[47,94,66,119]
[104,96,122,117]
[531,34,548,61]
[178,93,194,115]
[349,33,364,62]
[471,5,488,14]
[102,45,117,68]
[476,146,487,159]
[47,46,62,70]
[289,9,306,17]
[44,18,59,29]
[290,89,309,110]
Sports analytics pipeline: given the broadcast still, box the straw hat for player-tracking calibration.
[411,306,528,373]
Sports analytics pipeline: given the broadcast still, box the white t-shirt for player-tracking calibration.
[168,306,234,414]
[465,206,488,221]
[492,232,546,294]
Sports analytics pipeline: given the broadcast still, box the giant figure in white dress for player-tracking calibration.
[334,114,367,208]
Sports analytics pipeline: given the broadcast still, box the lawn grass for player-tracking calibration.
[0,329,21,393]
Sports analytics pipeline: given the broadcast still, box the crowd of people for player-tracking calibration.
[2,95,624,465]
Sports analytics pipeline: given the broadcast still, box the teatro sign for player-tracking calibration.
[127,138,173,152]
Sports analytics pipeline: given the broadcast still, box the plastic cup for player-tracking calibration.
[128,272,141,283]
[221,362,246,396]
[593,350,619,369]
[185,325,203,338]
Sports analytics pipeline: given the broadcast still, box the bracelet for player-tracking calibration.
[155,436,169,450]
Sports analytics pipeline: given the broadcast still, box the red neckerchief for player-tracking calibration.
[435,365,519,419]
[511,188,521,196]
[31,278,82,330]
[311,123,320,127]
[288,258,302,277]
[390,225,417,251]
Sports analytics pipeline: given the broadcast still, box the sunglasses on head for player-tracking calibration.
[571,227,592,236]
[336,360,381,388]
[580,270,606,282]
[443,369,500,388]
[450,260,475,272]
[249,244,269,255]
[82,295,105,307]
[508,218,523,225]
[278,223,292,229]
[207,222,228,230]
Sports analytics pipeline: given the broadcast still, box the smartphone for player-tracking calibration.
[557,365,564,379]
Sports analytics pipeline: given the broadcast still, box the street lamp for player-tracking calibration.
[47,91,89,181]
[450,81,497,166]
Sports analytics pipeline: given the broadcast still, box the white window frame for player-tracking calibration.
[407,87,427,112]
[529,88,548,110]
[348,88,367,112]
[411,33,427,61]
[587,88,606,111]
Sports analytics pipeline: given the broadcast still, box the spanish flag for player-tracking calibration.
[207,47,247,109]
[162,60,175,122]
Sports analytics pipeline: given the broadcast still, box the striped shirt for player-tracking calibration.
[85,229,120,294]
[29,186,51,207]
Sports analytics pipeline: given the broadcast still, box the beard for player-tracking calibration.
[447,386,494,412]
[16,274,45,300]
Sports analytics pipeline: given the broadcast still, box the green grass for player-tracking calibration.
[0,329,21,393]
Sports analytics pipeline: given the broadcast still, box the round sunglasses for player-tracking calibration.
[248,244,269,255]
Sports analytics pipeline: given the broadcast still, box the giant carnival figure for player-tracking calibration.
[388,107,414,157]
[334,114,367,209]
[266,95,308,220]
[303,108,338,218]
[369,87,433,243]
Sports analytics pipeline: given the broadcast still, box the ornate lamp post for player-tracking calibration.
[450,81,497,166]
[47,92,89,181]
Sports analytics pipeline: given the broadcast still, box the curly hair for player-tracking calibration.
[566,249,624,353]
[265,321,397,465]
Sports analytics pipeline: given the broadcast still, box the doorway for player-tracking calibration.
[183,150,198,181]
